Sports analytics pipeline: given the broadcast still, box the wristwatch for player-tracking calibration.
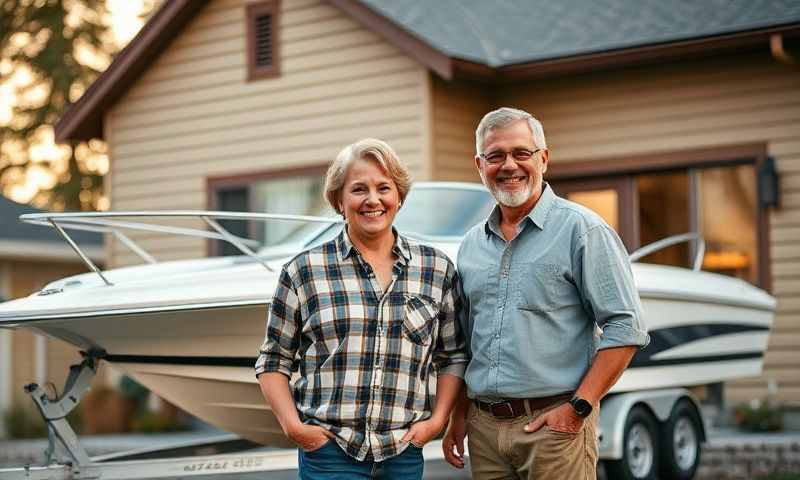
[569,395,593,418]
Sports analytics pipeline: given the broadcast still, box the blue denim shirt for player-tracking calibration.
[457,184,649,400]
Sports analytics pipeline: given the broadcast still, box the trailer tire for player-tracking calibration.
[604,405,659,480]
[659,399,702,480]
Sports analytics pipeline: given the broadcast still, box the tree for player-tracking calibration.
[0,0,115,211]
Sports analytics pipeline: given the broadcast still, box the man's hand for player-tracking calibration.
[442,414,467,468]
[287,423,334,452]
[402,417,446,448]
[524,403,584,434]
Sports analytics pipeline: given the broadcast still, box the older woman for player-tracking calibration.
[255,138,467,480]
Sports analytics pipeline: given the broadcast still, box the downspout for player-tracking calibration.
[0,264,11,438]
[770,33,796,65]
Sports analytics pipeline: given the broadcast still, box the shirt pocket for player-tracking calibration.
[402,295,438,346]
[515,262,577,312]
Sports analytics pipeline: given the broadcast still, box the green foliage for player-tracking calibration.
[2,402,82,439]
[3,404,46,439]
[0,0,113,210]
[734,398,783,432]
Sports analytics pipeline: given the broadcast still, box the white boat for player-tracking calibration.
[0,182,775,446]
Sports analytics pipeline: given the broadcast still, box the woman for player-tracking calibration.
[255,138,467,479]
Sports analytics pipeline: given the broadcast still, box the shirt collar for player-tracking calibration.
[526,182,556,230]
[335,227,411,265]
[483,182,556,237]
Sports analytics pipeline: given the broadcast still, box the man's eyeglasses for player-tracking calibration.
[479,148,541,164]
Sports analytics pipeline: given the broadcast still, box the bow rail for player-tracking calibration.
[20,211,342,286]
[629,232,706,271]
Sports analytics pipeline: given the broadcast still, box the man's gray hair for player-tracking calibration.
[475,107,547,154]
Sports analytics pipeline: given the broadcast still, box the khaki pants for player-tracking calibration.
[466,400,599,480]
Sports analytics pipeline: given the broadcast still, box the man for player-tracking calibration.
[442,107,649,479]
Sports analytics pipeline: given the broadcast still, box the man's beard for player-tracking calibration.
[479,171,534,208]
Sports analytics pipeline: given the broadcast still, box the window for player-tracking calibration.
[550,146,769,288]
[247,1,281,80]
[208,167,328,255]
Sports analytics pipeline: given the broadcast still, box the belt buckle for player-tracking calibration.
[489,401,515,419]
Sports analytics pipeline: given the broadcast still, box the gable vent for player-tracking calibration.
[247,1,280,80]
[254,14,273,67]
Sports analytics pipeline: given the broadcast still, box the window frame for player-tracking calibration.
[206,165,328,256]
[548,143,771,291]
[246,0,281,81]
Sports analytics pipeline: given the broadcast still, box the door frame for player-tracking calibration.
[550,176,638,252]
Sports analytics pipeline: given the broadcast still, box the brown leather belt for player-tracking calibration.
[474,393,572,419]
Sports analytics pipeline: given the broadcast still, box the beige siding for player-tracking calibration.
[106,0,430,266]
[430,77,491,182]
[491,53,800,406]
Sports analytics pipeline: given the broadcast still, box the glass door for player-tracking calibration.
[550,177,637,252]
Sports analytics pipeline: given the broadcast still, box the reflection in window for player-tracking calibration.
[637,172,690,268]
[567,189,619,232]
[251,176,329,247]
[394,188,494,238]
[697,165,757,284]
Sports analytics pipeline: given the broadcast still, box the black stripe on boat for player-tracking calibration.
[104,355,256,367]
[629,323,769,368]
[104,323,769,369]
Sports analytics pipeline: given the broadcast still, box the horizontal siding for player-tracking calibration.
[112,134,424,182]
[112,56,416,123]
[113,84,423,152]
[430,77,490,183]
[107,0,428,265]
[493,53,800,406]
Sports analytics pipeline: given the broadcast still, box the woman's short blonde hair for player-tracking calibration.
[324,138,411,215]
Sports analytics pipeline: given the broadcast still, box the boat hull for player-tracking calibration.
[14,286,772,445]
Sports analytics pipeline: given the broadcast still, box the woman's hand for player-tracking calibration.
[401,417,446,448]
[288,423,335,452]
[442,414,467,468]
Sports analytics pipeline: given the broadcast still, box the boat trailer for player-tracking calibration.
[0,352,304,480]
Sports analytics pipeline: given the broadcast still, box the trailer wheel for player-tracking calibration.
[605,406,658,480]
[659,399,702,480]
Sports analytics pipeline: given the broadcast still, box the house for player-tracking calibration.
[54,0,800,409]
[0,195,104,436]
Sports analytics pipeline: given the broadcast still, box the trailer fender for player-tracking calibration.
[598,388,705,460]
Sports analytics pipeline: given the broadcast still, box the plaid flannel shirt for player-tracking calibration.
[255,229,467,462]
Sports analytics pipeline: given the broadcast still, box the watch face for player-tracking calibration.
[571,397,592,417]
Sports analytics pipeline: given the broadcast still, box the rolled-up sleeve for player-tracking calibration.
[255,267,302,378]
[578,225,649,350]
[433,264,468,378]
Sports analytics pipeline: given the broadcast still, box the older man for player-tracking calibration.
[443,107,649,479]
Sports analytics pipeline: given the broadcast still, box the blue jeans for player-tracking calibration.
[298,440,424,480]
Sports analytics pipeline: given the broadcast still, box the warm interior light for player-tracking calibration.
[703,251,750,270]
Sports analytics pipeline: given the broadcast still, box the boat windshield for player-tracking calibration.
[256,184,494,253]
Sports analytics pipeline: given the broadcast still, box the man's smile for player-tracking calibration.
[496,175,528,187]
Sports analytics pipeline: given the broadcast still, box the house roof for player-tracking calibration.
[55,0,800,142]
[0,196,104,262]
[358,0,800,67]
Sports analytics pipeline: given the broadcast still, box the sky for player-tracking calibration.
[1,0,149,205]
